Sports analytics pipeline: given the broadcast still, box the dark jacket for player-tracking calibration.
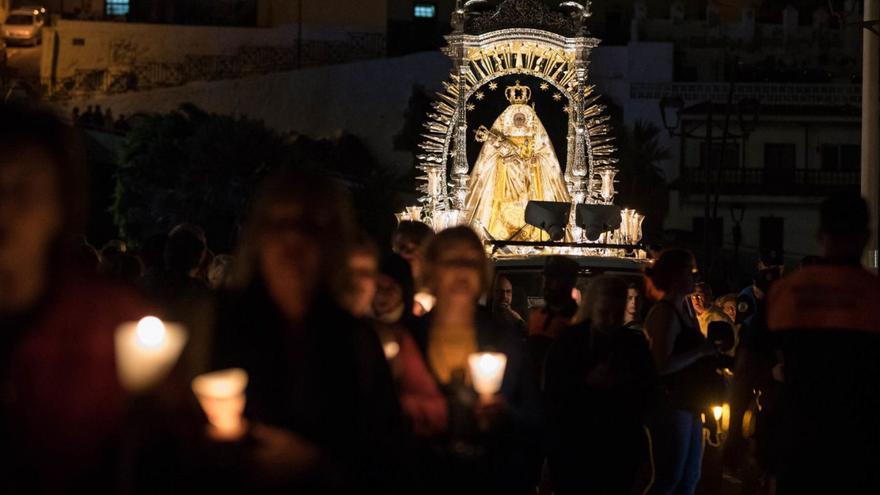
[545,321,658,494]
[410,308,544,495]
[767,261,880,494]
[209,283,408,494]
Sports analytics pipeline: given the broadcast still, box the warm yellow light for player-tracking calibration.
[468,352,507,399]
[192,368,249,441]
[135,316,166,348]
[115,318,188,393]
[383,341,400,360]
[414,292,436,313]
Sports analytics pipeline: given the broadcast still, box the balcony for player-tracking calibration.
[676,167,860,196]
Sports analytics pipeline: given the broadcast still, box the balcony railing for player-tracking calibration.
[677,167,860,196]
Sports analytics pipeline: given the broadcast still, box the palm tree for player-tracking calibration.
[614,119,672,242]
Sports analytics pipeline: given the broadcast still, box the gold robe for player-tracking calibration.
[465,103,570,241]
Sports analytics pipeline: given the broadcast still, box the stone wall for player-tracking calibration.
[41,20,386,98]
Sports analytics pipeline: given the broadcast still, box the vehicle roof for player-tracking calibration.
[493,255,648,274]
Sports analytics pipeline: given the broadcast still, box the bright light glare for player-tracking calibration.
[712,405,723,422]
[475,353,503,375]
[135,316,167,348]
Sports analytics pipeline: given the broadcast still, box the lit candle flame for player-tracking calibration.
[135,316,167,348]
[468,352,507,398]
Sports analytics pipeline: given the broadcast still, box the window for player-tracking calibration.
[764,143,796,170]
[699,142,739,169]
[413,4,436,18]
[105,0,129,16]
[821,144,860,171]
[693,217,724,247]
[764,143,796,183]
[759,217,784,254]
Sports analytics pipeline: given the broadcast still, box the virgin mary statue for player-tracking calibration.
[465,81,570,241]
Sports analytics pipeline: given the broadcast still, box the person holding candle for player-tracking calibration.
[208,169,408,494]
[544,275,658,494]
[0,103,149,492]
[392,220,435,316]
[371,253,448,438]
[411,226,543,495]
[643,249,720,495]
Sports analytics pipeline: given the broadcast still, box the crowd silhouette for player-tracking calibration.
[2,104,879,495]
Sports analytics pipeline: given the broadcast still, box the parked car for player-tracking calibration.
[2,8,45,46]
[491,255,647,317]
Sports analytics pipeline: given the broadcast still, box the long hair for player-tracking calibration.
[644,248,695,294]
[229,168,356,305]
[573,275,629,327]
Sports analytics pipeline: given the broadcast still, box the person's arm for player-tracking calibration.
[396,331,448,437]
[645,304,712,376]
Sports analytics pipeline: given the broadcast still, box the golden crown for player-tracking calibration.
[505,81,531,105]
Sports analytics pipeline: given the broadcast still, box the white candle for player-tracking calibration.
[468,352,507,401]
[114,316,188,393]
[191,368,249,441]
[414,291,436,313]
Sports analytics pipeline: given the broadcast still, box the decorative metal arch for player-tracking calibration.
[415,0,620,233]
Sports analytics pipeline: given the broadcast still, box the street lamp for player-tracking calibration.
[659,96,684,133]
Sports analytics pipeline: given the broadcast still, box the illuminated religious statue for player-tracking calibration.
[465,81,571,241]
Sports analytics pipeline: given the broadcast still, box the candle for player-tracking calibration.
[383,341,401,360]
[114,316,188,393]
[191,368,249,441]
[468,352,507,401]
[711,403,731,434]
[414,291,436,313]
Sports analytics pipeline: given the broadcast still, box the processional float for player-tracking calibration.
[397,0,646,259]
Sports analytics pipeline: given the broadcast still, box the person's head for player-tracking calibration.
[494,276,514,308]
[423,226,490,308]
[140,233,167,271]
[75,240,99,272]
[646,248,697,298]
[513,112,527,128]
[543,256,579,309]
[232,169,354,321]
[818,193,870,260]
[574,275,629,332]
[374,253,414,321]
[689,282,714,315]
[757,248,784,270]
[164,224,207,277]
[346,233,379,318]
[392,220,434,285]
[0,104,87,310]
[207,254,234,290]
[625,281,643,324]
[716,293,737,322]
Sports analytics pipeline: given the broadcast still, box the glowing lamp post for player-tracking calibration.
[115,316,188,393]
[468,352,507,402]
[191,368,249,441]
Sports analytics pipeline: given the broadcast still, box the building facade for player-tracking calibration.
[603,1,864,264]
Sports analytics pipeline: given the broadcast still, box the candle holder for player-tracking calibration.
[115,316,188,393]
[467,352,507,402]
[192,368,249,442]
[405,206,423,223]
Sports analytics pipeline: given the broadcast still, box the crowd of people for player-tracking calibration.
[2,104,879,495]
[71,105,132,133]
